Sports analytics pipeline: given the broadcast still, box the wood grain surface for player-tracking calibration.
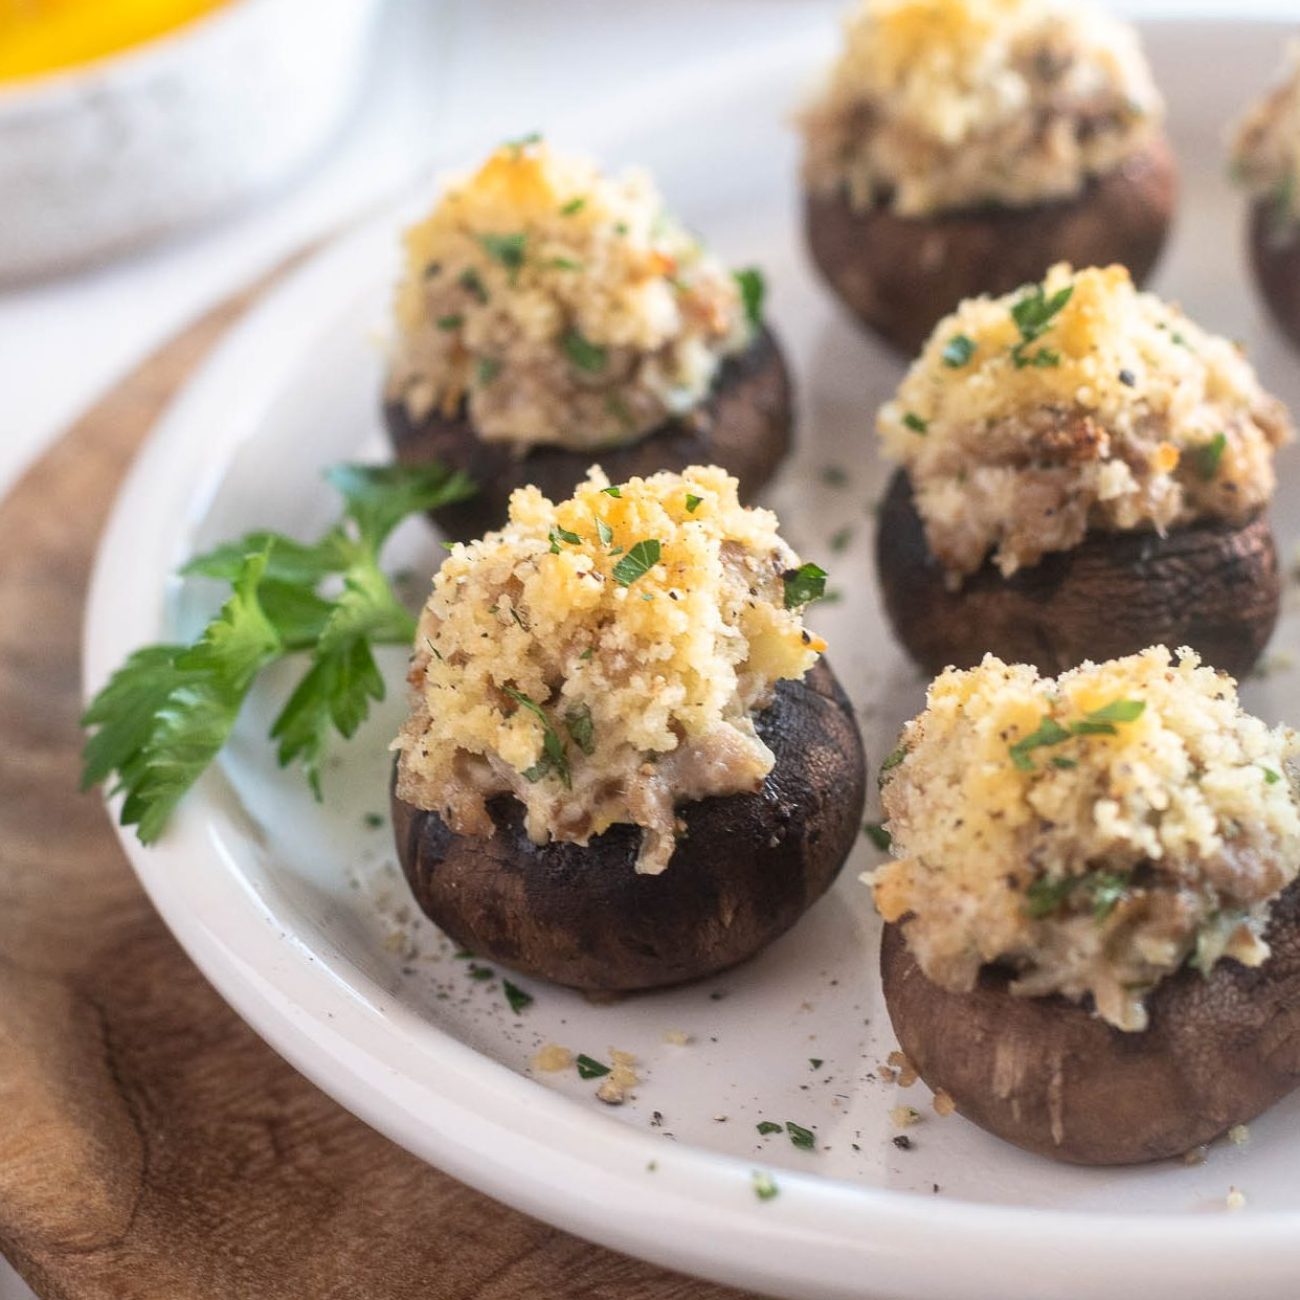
[0,274,759,1300]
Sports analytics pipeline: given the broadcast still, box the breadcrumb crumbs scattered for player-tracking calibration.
[1228,1124,1251,1146]
[596,1049,640,1105]
[890,1105,922,1128]
[1227,1186,1247,1211]
[887,1050,918,1087]
[662,1029,692,1045]
[933,1089,956,1117]
[531,1043,575,1072]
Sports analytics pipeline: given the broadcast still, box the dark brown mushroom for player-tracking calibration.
[880,878,1300,1165]
[383,326,793,541]
[804,139,1177,355]
[391,659,865,993]
[1249,199,1300,352]
[875,469,1279,678]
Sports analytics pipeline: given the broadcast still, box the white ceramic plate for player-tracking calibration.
[85,17,1300,1300]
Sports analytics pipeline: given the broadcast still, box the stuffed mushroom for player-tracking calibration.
[384,138,793,540]
[390,465,865,992]
[1232,43,1300,351]
[800,0,1176,354]
[875,263,1293,678]
[871,646,1300,1165]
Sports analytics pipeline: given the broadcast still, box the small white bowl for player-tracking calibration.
[0,0,384,283]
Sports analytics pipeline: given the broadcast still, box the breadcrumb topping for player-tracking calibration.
[386,139,750,451]
[394,466,823,874]
[1232,42,1300,231]
[879,264,1293,582]
[800,0,1162,217]
[870,647,1300,1031]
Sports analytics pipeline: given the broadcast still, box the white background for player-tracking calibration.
[0,0,1290,1296]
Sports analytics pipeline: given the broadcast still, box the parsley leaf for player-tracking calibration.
[564,703,596,755]
[863,821,892,851]
[548,526,582,554]
[478,232,528,274]
[941,334,976,368]
[82,462,475,843]
[612,539,661,587]
[782,562,827,609]
[685,493,702,513]
[756,1120,783,1135]
[601,485,622,498]
[563,330,607,373]
[902,412,929,434]
[1192,432,1227,482]
[1010,282,1073,369]
[1009,716,1071,771]
[733,267,766,331]
[596,518,614,546]
[503,686,571,788]
[560,197,587,216]
[503,979,534,1014]
[786,1121,816,1151]
[576,1054,610,1079]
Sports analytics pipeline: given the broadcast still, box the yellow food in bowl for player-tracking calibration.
[0,0,231,82]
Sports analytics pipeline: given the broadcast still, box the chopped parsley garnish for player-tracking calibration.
[1264,766,1283,785]
[502,686,571,788]
[578,647,594,661]
[564,703,596,755]
[363,811,384,829]
[612,539,661,587]
[576,1054,610,1079]
[596,517,614,546]
[756,1120,783,1136]
[1050,756,1078,770]
[547,257,583,271]
[821,464,848,488]
[830,526,853,554]
[1080,698,1146,726]
[80,462,476,840]
[476,356,502,386]
[467,964,494,981]
[503,131,541,154]
[786,1121,816,1151]
[601,485,622,498]
[563,329,607,373]
[1192,432,1227,482]
[1010,282,1073,369]
[863,821,892,851]
[1025,870,1130,922]
[459,267,488,303]
[733,267,766,330]
[878,746,907,786]
[560,196,587,216]
[548,526,582,553]
[477,231,528,275]
[1008,716,1071,771]
[685,493,702,513]
[752,1171,779,1201]
[782,562,827,609]
[902,412,929,435]
[941,334,976,368]
[809,1058,824,1071]
[1088,873,1129,923]
[436,314,464,331]
[503,979,533,1014]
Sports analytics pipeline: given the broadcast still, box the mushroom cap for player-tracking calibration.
[1249,199,1300,353]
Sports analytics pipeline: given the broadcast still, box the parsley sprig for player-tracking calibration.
[734,267,766,331]
[1008,698,1146,771]
[81,462,475,843]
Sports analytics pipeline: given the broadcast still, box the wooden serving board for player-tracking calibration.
[0,271,756,1300]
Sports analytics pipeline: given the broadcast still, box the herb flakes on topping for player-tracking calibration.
[502,131,541,154]
[575,1054,610,1079]
[612,539,662,587]
[1010,282,1073,369]
[477,231,528,275]
[1264,766,1283,785]
[476,357,502,386]
[809,1058,824,1071]
[548,526,582,554]
[503,979,534,1014]
[941,334,976,368]
[733,267,766,331]
[563,329,608,374]
[436,314,464,331]
[548,256,583,271]
[459,267,488,303]
[1193,432,1228,482]
[1008,716,1071,771]
[785,1121,816,1151]
[902,412,929,434]
[560,196,586,216]
[596,518,614,546]
[601,485,622,498]
[752,1170,779,1201]
[782,562,827,609]
[685,494,702,513]
[502,686,571,788]
[756,1120,783,1136]
[565,703,596,755]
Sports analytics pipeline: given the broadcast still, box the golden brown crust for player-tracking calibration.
[880,879,1300,1165]
[383,327,794,541]
[803,137,1177,355]
[391,660,866,992]
[874,469,1279,677]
